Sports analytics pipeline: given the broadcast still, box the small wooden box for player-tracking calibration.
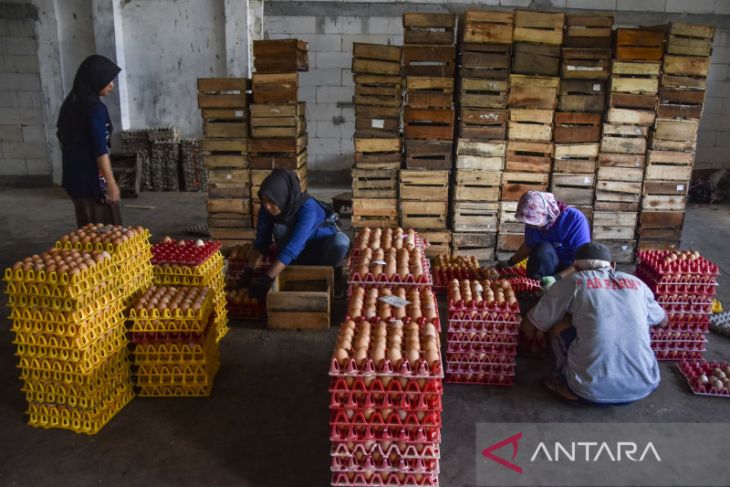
[459,78,508,109]
[508,75,559,109]
[354,137,402,169]
[420,230,452,258]
[355,104,401,138]
[403,45,456,77]
[513,10,565,46]
[506,140,553,172]
[452,201,499,232]
[615,29,665,62]
[453,170,501,202]
[461,43,512,80]
[253,40,308,73]
[550,174,595,206]
[508,109,554,142]
[458,108,508,140]
[403,13,457,45]
[609,92,658,111]
[600,124,649,155]
[400,201,448,229]
[352,169,398,199]
[554,112,601,143]
[611,61,660,95]
[250,102,306,138]
[463,10,513,44]
[352,43,402,76]
[406,77,454,108]
[456,139,506,170]
[399,170,449,201]
[565,14,613,49]
[561,48,611,79]
[498,201,521,233]
[512,43,561,76]
[606,107,656,127]
[452,232,496,261]
[252,73,299,104]
[559,79,607,113]
[354,76,403,108]
[352,198,398,228]
[197,78,250,109]
[404,107,455,140]
[267,266,333,331]
[501,172,549,201]
[595,239,636,264]
[405,140,453,170]
[667,22,714,57]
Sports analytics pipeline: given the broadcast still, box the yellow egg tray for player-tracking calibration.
[26,383,134,435]
[136,382,214,397]
[132,326,218,365]
[54,227,151,255]
[152,253,225,286]
[4,252,115,290]
[119,270,154,301]
[17,338,127,376]
[134,357,220,386]
[215,321,229,343]
[8,296,125,331]
[19,347,130,384]
[6,273,122,306]
[6,276,128,313]
[128,292,216,332]
[12,313,126,350]
[23,370,132,410]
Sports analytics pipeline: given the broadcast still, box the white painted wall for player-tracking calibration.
[55,0,95,94]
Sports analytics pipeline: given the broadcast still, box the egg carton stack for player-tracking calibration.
[3,226,153,433]
[128,286,220,396]
[148,127,181,192]
[639,23,714,251]
[224,243,271,320]
[329,318,443,486]
[351,42,402,229]
[635,249,718,361]
[347,285,441,331]
[432,254,482,294]
[445,279,521,385]
[179,138,206,192]
[120,129,152,191]
[677,360,730,398]
[151,239,229,343]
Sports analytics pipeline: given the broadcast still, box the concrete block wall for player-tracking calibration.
[0,2,50,179]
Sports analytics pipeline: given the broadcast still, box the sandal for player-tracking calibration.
[543,375,581,403]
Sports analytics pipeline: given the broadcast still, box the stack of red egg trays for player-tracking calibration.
[677,360,730,398]
[329,321,443,487]
[445,292,521,386]
[636,250,719,361]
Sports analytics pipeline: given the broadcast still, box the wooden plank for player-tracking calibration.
[452,201,499,232]
[203,120,248,139]
[642,195,686,211]
[248,134,307,154]
[643,180,689,195]
[353,43,402,63]
[403,107,455,140]
[552,158,596,174]
[201,138,247,154]
[513,10,565,45]
[207,198,251,215]
[404,140,452,170]
[400,201,448,229]
[208,182,250,199]
[512,43,561,76]
[197,77,249,93]
[354,137,401,153]
[653,118,699,143]
[501,172,549,201]
[402,45,456,77]
[250,151,307,170]
[595,180,643,202]
[597,166,644,182]
[606,108,656,126]
[561,48,611,79]
[663,55,710,77]
[463,10,514,44]
[612,61,661,76]
[352,198,398,228]
[639,211,684,229]
[593,225,636,239]
[598,152,645,168]
[399,170,449,200]
[670,22,715,39]
[644,165,692,182]
[253,40,308,73]
[352,169,398,198]
[600,135,647,155]
[207,168,250,184]
[553,143,599,159]
[611,77,659,95]
[593,211,638,227]
[250,103,304,118]
[647,150,694,165]
[252,73,298,104]
[453,170,502,201]
[203,154,249,169]
[457,139,506,157]
[456,155,504,171]
[609,93,658,110]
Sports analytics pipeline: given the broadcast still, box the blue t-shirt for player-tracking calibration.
[61,101,111,200]
[524,207,590,268]
[254,198,336,265]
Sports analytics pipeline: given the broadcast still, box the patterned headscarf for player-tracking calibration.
[515,191,565,229]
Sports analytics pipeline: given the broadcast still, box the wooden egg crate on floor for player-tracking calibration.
[456,139,506,171]
[512,43,561,76]
[501,172,549,201]
[420,230,452,258]
[201,110,249,139]
[201,139,248,170]
[403,45,456,77]
[498,201,521,233]
[592,212,638,241]
[452,232,497,261]
[405,140,452,170]
[248,134,307,169]
[250,102,305,138]
[610,61,660,96]
[553,143,599,170]
[553,113,601,143]
[459,78,509,109]
[253,39,308,73]
[463,10,514,44]
[650,119,698,152]
[355,105,401,138]
[641,194,687,212]
[595,153,645,211]
[406,76,454,108]
[645,150,694,183]
[208,181,250,200]
[609,91,658,111]
[550,174,595,207]
[505,141,553,173]
[497,232,523,255]
[594,239,636,264]
[206,167,251,186]
[615,28,665,62]
[663,55,710,79]
[458,108,508,140]
[600,123,648,155]
[460,43,512,80]
[561,48,612,79]
[266,266,332,331]
[399,170,449,201]
[197,78,249,110]
[351,198,398,228]
[507,110,554,142]
[352,169,398,199]
[451,201,499,232]
[403,12,457,45]
[353,138,402,169]
[400,201,448,230]
[667,22,714,57]
[252,73,299,104]
[354,76,403,109]
[513,10,565,46]
[657,86,705,119]
[352,43,402,76]
[508,75,559,109]
[453,170,501,202]
[404,106,455,140]
[559,79,607,113]
[606,107,656,127]
[638,211,685,242]
[564,14,613,49]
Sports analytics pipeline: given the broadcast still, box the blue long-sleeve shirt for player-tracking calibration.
[524,207,591,268]
[254,198,337,265]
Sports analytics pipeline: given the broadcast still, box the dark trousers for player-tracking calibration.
[526,241,566,279]
[72,198,122,228]
[273,224,350,267]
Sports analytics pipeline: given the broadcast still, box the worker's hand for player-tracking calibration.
[249,275,274,300]
[496,259,511,269]
[237,267,254,289]
[541,276,557,290]
[105,181,121,203]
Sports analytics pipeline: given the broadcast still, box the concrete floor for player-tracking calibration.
[0,187,729,487]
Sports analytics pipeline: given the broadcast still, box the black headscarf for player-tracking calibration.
[57,55,121,147]
[258,169,310,225]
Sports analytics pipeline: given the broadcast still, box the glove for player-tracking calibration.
[237,267,254,289]
[496,259,512,269]
[541,276,557,290]
[249,275,274,300]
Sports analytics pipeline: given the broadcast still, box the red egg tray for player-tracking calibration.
[331,454,439,474]
[447,332,519,345]
[330,424,441,444]
[651,340,706,351]
[655,349,704,361]
[446,341,518,355]
[445,359,516,376]
[150,240,221,265]
[651,329,707,341]
[447,320,519,334]
[331,442,440,460]
[329,376,443,396]
[677,360,730,398]
[331,471,439,487]
[636,250,719,276]
[330,409,442,429]
[445,372,515,386]
[648,282,717,297]
[347,271,433,287]
[329,356,444,380]
[508,277,542,293]
[448,299,520,313]
[330,394,443,414]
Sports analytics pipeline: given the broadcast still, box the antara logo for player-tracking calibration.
[482,432,524,474]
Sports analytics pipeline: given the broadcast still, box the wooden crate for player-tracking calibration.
[600,124,648,155]
[615,29,665,62]
[645,150,694,182]
[208,182,250,199]
[594,239,636,264]
[667,22,714,57]
[638,211,685,241]
[610,61,660,95]
[354,138,402,169]
[497,232,523,253]
[459,78,509,109]
[553,143,599,164]
[208,226,256,241]
[201,139,248,169]
[513,10,565,46]
[403,107,455,140]
[207,167,250,185]
[352,43,402,76]
[508,109,553,142]
[406,77,454,108]
[252,73,298,104]
[651,118,699,151]
[352,198,398,228]
[598,152,646,169]
[206,197,251,216]
[400,201,448,229]
[609,92,658,111]
[452,232,497,261]
[561,48,611,79]
[641,194,686,211]
[355,105,401,138]
[593,211,638,229]
[420,230,452,258]
[248,134,307,169]
[657,87,705,119]
[592,216,637,239]
[606,107,656,127]
[352,169,398,199]
[197,78,249,109]
[250,102,306,138]
[251,166,307,194]
[553,112,601,143]
[202,116,248,139]
[405,140,452,170]
[512,43,561,76]
[508,75,559,109]
[559,79,607,113]
[399,170,449,200]
[354,75,402,108]
[249,151,306,171]
[403,13,456,45]
[595,180,642,210]
[403,45,456,77]
[506,141,553,172]
[452,201,499,232]
[565,14,613,49]
[498,201,522,233]
[550,174,595,206]
[501,172,549,201]
[463,10,513,44]
[456,139,506,171]
[661,73,707,91]
[253,40,308,73]
[637,239,681,251]
[458,108,508,140]
[596,165,644,183]
[461,43,512,80]
[663,55,710,78]
[207,211,252,229]
[453,170,501,201]
[267,266,332,331]
[552,156,596,175]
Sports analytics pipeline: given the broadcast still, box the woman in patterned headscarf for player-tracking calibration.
[498,191,591,283]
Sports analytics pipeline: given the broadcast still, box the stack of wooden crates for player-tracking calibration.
[351,43,402,229]
[400,13,456,256]
[196,78,253,251]
[250,40,309,228]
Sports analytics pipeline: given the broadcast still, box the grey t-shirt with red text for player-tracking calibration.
[528,268,666,403]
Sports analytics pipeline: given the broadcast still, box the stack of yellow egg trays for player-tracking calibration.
[128,288,220,397]
[152,250,229,342]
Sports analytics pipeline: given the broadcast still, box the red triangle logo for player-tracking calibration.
[482,432,523,474]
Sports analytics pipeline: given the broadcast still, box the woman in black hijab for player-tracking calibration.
[242,169,351,299]
[57,54,123,227]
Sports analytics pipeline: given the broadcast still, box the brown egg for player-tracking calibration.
[334,347,349,364]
